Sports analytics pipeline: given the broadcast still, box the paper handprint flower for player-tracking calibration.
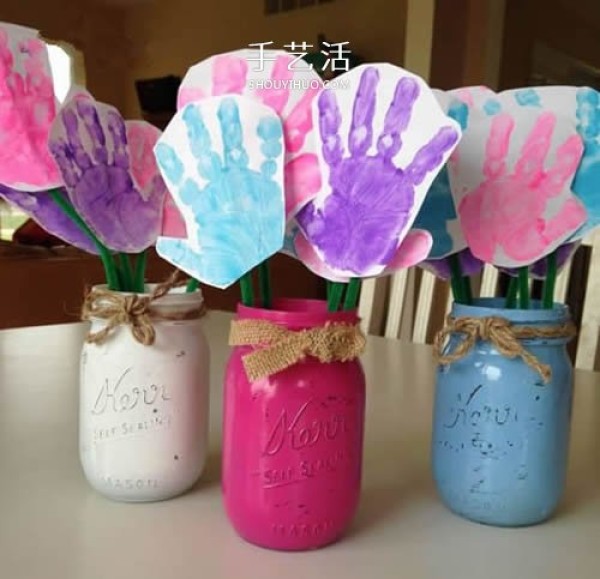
[0,185,97,253]
[454,86,600,242]
[449,106,586,267]
[177,49,322,217]
[154,95,285,289]
[0,23,61,191]
[494,86,600,241]
[295,64,460,278]
[49,90,167,252]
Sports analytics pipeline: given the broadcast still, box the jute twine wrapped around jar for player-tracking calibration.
[81,270,206,346]
[434,315,577,383]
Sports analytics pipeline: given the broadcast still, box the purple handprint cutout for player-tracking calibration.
[296,64,460,277]
[49,91,166,252]
[0,184,97,253]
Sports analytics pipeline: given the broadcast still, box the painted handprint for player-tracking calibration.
[0,185,97,253]
[177,49,322,217]
[154,95,285,289]
[459,85,600,241]
[0,23,61,190]
[452,109,586,267]
[295,64,461,278]
[49,90,166,252]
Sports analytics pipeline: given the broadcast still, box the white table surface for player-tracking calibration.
[1,311,600,579]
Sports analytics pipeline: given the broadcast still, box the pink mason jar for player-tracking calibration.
[223,299,366,551]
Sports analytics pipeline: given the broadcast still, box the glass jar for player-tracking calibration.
[79,285,209,502]
[432,298,574,526]
[223,299,366,550]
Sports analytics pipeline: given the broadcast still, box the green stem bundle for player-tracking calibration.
[258,261,272,309]
[505,276,518,309]
[49,188,120,290]
[118,254,134,291]
[343,278,361,311]
[542,251,558,309]
[518,266,530,309]
[239,271,254,307]
[133,251,147,293]
[186,278,199,293]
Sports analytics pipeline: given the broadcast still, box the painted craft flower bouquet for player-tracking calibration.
[0,23,210,503]
[421,85,600,529]
[0,23,173,293]
[3,20,592,547]
[150,48,461,551]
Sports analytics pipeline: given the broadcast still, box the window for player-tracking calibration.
[265,0,333,15]
[1,42,82,242]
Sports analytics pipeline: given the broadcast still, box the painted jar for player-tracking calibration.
[432,298,575,526]
[79,284,209,502]
[223,299,366,551]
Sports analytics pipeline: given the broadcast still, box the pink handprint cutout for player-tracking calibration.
[177,49,322,217]
[0,23,61,190]
[455,110,586,267]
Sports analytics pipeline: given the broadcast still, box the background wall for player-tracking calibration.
[0,0,130,110]
[122,0,407,116]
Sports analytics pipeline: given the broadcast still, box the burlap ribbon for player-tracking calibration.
[434,315,577,383]
[81,270,205,345]
[229,319,366,381]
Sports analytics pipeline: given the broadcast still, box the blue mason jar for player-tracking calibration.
[432,298,574,526]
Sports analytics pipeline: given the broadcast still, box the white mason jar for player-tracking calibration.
[79,285,209,502]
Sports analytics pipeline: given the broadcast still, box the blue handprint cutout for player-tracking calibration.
[571,87,600,239]
[295,64,461,277]
[413,96,469,259]
[154,96,285,288]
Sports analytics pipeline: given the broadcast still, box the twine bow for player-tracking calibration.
[82,270,205,345]
[434,315,577,383]
[229,319,366,381]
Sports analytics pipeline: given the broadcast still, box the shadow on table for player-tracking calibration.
[190,450,222,493]
[346,438,434,538]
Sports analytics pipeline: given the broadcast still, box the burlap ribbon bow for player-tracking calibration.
[81,270,205,345]
[433,315,577,383]
[229,319,366,381]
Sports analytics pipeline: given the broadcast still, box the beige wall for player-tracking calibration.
[122,0,407,117]
[0,0,129,111]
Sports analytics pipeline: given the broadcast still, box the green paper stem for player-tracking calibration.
[49,188,119,290]
[462,275,473,305]
[118,254,134,292]
[186,278,199,293]
[258,260,272,309]
[343,278,361,311]
[542,251,558,309]
[114,257,125,290]
[328,282,345,312]
[239,271,254,307]
[133,251,147,293]
[326,280,333,302]
[505,276,518,309]
[448,254,465,303]
[518,266,530,309]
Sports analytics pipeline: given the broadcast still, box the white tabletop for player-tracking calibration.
[1,311,600,579]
